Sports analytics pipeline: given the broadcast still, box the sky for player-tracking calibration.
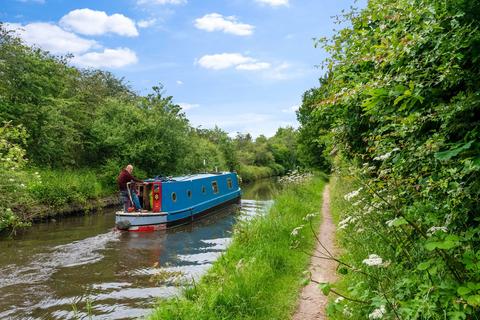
[1,0,365,137]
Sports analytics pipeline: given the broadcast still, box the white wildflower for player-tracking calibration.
[343,306,353,317]
[369,305,386,319]
[291,225,304,237]
[344,187,363,201]
[8,178,14,182]
[303,212,318,221]
[339,216,355,230]
[427,226,448,235]
[385,217,404,227]
[335,296,345,303]
[20,183,26,188]
[374,147,400,161]
[362,254,383,267]
[352,200,362,207]
[374,152,392,161]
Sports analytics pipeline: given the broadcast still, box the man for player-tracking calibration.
[117,164,143,212]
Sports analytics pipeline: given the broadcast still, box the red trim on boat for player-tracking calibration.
[127,224,167,232]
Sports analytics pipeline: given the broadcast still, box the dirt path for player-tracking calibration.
[293,185,337,320]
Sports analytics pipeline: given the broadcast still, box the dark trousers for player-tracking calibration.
[119,190,130,212]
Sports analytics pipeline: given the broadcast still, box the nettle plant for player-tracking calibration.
[296,0,480,318]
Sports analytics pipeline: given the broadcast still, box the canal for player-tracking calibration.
[0,178,280,319]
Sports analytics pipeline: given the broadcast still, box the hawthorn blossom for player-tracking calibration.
[339,216,356,229]
[369,305,386,319]
[427,226,448,235]
[362,254,383,266]
[344,187,363,201]
[385,217,404,227]
[374,148,400,161]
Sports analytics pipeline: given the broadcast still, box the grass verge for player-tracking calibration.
[149,175,327,320]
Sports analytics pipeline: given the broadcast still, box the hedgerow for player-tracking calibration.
[298,0,480,318]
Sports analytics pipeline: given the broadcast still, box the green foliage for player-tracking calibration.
[150,176,326,320]
[299,0,480,317]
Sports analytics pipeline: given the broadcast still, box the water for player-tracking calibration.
[0,178,280,319]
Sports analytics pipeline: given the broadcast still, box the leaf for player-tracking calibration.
[391,217,408,227]
[318,282,331,296]
[447,311,467,320]
[417,261,431,271]
[425,242,440,251]
[466,295,480,306]
[426,238,459,251]
[457,286,472,296]
[436,241,458,250]
[435,141,474,161]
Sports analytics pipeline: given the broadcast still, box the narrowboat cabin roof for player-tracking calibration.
[145,172,234,182]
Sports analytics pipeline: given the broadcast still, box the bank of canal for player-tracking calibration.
[0,178,280,319]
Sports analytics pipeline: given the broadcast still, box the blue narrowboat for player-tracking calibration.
[115,172,241,232]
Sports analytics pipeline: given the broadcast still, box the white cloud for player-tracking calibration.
[197,53,253,70]
[71,48,138,68]
[178,102,199,110]
[197,53,271,71]
[137,18,157,28]
[194,13,254,36]
[60,8,138,37]
[176,80,184,85]
[137,0,186,5]
[255,0,289,7]
[236,62,271,71]
[4,22,97,54]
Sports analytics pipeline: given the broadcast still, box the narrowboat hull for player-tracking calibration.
[115,172,241,232]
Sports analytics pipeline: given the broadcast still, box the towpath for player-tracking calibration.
[293,185,337,320]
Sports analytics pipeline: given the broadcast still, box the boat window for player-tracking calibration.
[202,186,206,194]
[227,178,233,189]
[171,192,177,202]
[212,181,219,194]
[187,190,192,198]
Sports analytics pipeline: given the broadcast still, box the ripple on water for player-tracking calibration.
[0,231,120,289]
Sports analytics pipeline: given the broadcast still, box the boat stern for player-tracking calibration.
[115,211,168,232]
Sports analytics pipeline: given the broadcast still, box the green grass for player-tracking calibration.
[149,175,327,320]
[26,168,114,207]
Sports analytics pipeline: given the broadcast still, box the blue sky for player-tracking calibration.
[2,0,365,137]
